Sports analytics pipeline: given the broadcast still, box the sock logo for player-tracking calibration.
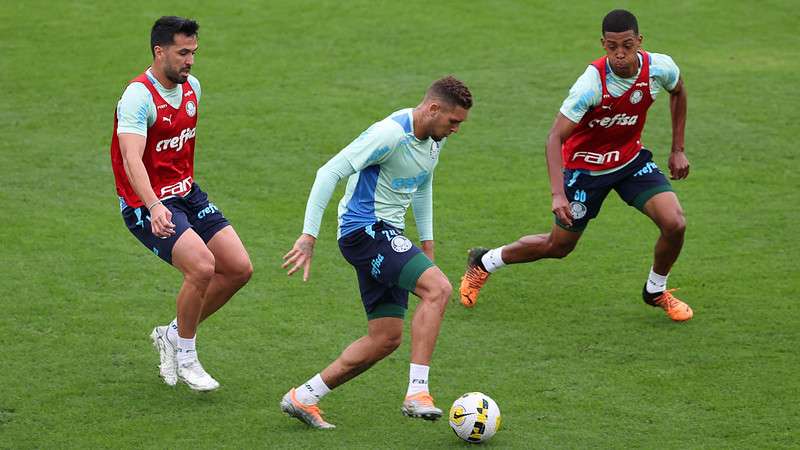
[304,384,320,398]
[411,379,427,385]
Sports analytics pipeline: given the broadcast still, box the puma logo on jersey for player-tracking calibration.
[155,127,196,152]
[162,115,172,124]
[588,113,639,128]
[184,90,194,97]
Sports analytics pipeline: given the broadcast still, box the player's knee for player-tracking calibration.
[661,212,686,238]
[377,331,402,355]
[548,240,576,259]
[186,254,216,287]
[231,259,254,286]
[424,277,451,309]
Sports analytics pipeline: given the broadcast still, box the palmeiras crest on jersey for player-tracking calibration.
[391,235,413,253]
[570,202,587,220]
[186,100,197,117]
[430,140,441,160]
[630,89,643,105]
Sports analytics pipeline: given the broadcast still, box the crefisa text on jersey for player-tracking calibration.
[155,127,196,152]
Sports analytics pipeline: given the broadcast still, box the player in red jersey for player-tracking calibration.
[110,17,253,390]
[460,9,693,321]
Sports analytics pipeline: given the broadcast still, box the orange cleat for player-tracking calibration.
[459,248,491,308]
[649,288,693,322]
[402,392,442,420]
[280,388,336,429]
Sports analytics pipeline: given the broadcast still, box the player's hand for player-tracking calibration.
[282,234,316,281]
[149,203,175,239]
[668,151,690,180]
[552,192,573,228]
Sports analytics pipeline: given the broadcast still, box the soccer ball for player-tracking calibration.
[448,392,501,443]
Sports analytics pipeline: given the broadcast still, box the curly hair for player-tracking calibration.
[426,76,473,109]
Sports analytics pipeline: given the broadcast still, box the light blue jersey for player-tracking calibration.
[302,108,442,241]
[116,68,201,136]
[560,52,680,123]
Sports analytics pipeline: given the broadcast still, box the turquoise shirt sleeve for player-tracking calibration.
[117,74,202,137]
[302,122,402,237]
[411,170,434,241]
[649,53,680,92]
[559,66,602,124]
[116,82,153,136]
[301,152,356,238]
[187,75,201,102]
[340,121,402,172]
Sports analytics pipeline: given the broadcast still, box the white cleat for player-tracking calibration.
[150,326,177,386]
[177,359,220,392]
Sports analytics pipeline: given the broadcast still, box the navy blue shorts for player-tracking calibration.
[338,222,434,320]
[120,183,230,264]
[559,149,673,232]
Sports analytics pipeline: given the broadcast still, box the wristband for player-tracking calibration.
[147,200,163,210]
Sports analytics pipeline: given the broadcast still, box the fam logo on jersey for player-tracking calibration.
[186,100,196,117]
[430,141,441,160]
[630,89,643,105]
[390,235,413,253]
[569,202,587,220]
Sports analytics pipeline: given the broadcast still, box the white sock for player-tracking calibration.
[166,318,178,346]
[481,247,506,273]
[406,363,430,397]
[646,267,669,294]
[295,374,331,405]
[176,335,197,366]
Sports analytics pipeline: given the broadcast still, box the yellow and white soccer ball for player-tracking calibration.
[448,392,502,443]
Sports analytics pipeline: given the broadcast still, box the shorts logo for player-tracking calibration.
[630,89,643,104]
[570,202,587,220]
[186,100,196,117]
[371,254,385,278]
[390,235,413,253]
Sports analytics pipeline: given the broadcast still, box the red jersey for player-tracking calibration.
[110,71,198,208]
[562,51,654,171]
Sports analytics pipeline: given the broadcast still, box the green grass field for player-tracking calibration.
[2,1,798,448]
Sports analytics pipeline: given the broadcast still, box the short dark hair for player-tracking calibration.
[426,76,473,109]
[150,16,199,57]
[602,9,639,35]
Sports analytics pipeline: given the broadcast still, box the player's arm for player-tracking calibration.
[116,83,175,238]
[283,123,397,281]
[283,155,354,281]
[545,114,579,227]
[668,77,689,179]
[412,172,434,261]
[118,134,175,238]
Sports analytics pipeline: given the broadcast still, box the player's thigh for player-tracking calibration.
[206,225,252,275]
[367,316,404,341]
[549,223,583,254]
[561,169,613,232]
[412,265,451,301]
[121,203,191,265]
[171,229,215,278]
[642,191,686,232]
[615,150,674,212]
[185,183,232,245]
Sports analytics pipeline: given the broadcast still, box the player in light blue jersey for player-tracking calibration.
[279,76,473,429]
